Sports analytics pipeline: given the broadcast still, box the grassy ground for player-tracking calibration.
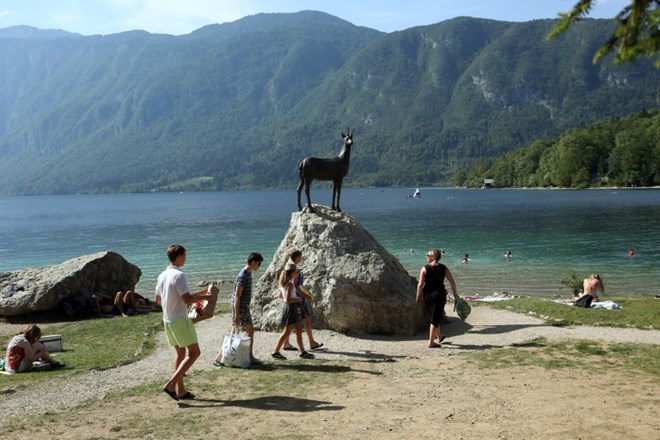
[467,337,660,377]
[1,312,162,386]
[0,304,231,387]
[466,295,660,378]
[473,295,658,329]
[2,298,657,386]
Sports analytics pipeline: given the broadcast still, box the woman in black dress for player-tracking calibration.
[416,248,459,347]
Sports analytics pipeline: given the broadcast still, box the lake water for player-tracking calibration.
[1,188,658,297]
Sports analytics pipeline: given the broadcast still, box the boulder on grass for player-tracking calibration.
[0,251,141,317]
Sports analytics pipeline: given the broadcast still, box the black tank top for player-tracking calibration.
[423,263,446,293]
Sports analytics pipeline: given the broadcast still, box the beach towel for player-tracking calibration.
[590,301,622,310]
[476,296,513,302]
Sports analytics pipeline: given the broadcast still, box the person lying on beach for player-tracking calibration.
[94,291,153,316]
[4,325,65,373]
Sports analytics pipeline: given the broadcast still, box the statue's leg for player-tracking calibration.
[305,183,314,213]
[330,183,336,210]
[297,179,304,211]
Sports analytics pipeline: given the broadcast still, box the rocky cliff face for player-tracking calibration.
[253,205,424,335]
[0,251,141,317]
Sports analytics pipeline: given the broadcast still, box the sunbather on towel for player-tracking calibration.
[572,274,604,307]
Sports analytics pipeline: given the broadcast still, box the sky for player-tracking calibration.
[0,0,631,36]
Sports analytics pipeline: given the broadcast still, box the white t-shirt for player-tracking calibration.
[155,264,190,323]
[280,280,298,303]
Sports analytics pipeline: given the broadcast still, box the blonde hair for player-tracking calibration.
[591,274,604,292]
[278,262,297,287]
[22,324,42,343]
[428,248,442,261]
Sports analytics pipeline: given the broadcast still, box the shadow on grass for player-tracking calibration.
[441,338,547,351]
[442,317,474,337]
[439,319,549,351]
[1,310,73,325]
[318,316,477,348]
[304,349,407,362]
[245,362,383,376]
[441,342,500,351]
[178,395,344,411]
[462,323,548,336]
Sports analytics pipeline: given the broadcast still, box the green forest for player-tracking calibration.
[455,109,660,188]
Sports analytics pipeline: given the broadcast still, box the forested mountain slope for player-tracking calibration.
[0,12,657,195]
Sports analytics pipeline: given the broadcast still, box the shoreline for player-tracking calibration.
[2,185,659,198]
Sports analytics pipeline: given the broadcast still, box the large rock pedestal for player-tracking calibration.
[253,205,424,335]
[0,251,141,317]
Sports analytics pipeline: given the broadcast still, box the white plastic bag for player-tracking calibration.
[220,328,251,368]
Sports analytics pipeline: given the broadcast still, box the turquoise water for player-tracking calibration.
[1,188,658,296]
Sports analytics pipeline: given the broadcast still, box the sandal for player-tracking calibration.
[300,351,315,359]
[282,346,298,351]
[271,352,286,360]
[162,387,179,401]
[212,360,223,368]
[310,343,324,350]
[50,361,66,369]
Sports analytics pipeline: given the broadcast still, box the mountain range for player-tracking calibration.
[0,11,658,195]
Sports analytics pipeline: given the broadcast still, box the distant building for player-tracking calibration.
[482,179,495,188]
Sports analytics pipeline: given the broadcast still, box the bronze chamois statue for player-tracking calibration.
[297,127,354,213]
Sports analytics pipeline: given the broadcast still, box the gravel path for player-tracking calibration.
[2,306,658,424]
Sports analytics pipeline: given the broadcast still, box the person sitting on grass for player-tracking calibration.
[572,274,604,308]
[5,325,65,373]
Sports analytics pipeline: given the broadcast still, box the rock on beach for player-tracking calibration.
[0,251,141,317]
[252,205,425,335]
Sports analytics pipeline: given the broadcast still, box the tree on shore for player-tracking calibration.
[548,0,660,67]
[456,109,660,188]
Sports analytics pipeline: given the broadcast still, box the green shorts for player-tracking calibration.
[164,317,198,348]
